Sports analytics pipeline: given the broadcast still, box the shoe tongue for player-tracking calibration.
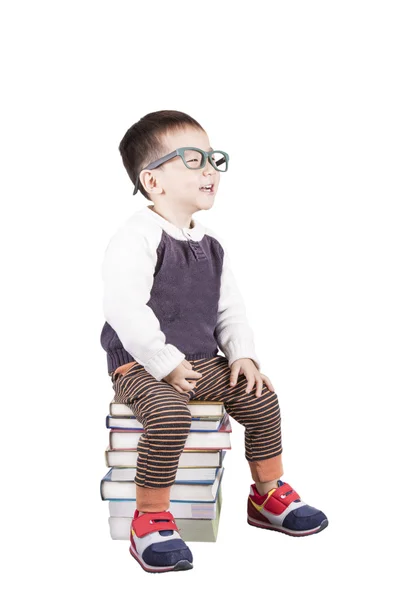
[257,480,283,496]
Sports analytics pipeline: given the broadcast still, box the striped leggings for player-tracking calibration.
[110,354,284,512]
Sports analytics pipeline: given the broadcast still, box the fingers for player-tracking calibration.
[185,368,202,380]
[245,374,256,394]
[175,365,275,400]
[230,363,240,387]
[182,380,197,391]
[174,380,195,394]
[248,375,275,396]
[168,361,203,396]
[255,376,264,398]
[261,374,275,392]
[174,378,198,394]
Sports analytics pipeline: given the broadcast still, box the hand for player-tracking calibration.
[229,358,275,397]
[163,359,203,396]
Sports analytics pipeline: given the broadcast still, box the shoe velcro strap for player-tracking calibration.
[132,511,178,537]
[270,483,301,506]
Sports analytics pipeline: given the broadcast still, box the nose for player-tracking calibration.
[203,157,217,175]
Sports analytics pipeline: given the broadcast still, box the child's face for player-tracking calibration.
[146,126,221,211]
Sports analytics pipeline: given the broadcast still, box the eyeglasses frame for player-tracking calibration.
[133,146,229,195]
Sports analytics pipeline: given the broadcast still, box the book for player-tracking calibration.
[108,496,221,519]
[102,461,223,489]
[102,394,231,542]
[106,414,225,431]
[108,470,224,519]
[108,484,223,542]
[101,465,225,502]
[110,400,225,418]
[105,447,226,468]
[109,413,232,451]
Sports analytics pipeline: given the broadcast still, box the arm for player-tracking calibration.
[212,230,261,370]
[102,227,185,381]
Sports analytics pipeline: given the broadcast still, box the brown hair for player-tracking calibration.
[119,110,205,201]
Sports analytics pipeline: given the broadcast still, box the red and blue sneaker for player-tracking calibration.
[247,479,329,537]
[129,509,193,573]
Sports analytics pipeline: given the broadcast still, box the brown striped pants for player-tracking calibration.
[110,354,284,512]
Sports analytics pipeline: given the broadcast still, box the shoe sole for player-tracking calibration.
[247,515,329,537]
[129,544,193,573]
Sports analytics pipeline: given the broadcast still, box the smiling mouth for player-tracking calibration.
[199,184,215,193]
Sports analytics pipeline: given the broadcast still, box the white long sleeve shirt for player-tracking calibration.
[100,205,260,381]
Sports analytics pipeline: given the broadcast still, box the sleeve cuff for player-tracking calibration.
[224,339,261,371]
[145,344,186,381]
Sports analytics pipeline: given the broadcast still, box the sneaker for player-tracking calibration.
[247,480,329,537]
[129,509,193,573]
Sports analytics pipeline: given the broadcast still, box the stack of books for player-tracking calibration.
[100,398,232,542]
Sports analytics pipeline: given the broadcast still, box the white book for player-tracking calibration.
[107,415,224,431]
[101,466,224,502]
[108,482,223,519]
[107,465,221,483]
[109,414,231,451]
[110,400,225,418]
[105,447,226,468]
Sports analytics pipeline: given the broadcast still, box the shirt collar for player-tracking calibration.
[140,205,205,242]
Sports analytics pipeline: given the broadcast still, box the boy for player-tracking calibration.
[100,110,328,574]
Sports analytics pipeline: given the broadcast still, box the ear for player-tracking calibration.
[140,169,163,195]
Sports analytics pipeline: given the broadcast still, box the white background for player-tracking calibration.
[2,1,399,597]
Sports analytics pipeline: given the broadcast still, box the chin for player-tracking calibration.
[195,195,216,210]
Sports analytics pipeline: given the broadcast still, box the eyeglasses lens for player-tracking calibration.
[183,149,227,171]
[211,151,227,171]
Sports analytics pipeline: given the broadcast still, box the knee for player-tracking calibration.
[167,402,192,427]
[262,389,281,415]
[239,388,281,420]
[254,386,280,405]
[147,402,192,435]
